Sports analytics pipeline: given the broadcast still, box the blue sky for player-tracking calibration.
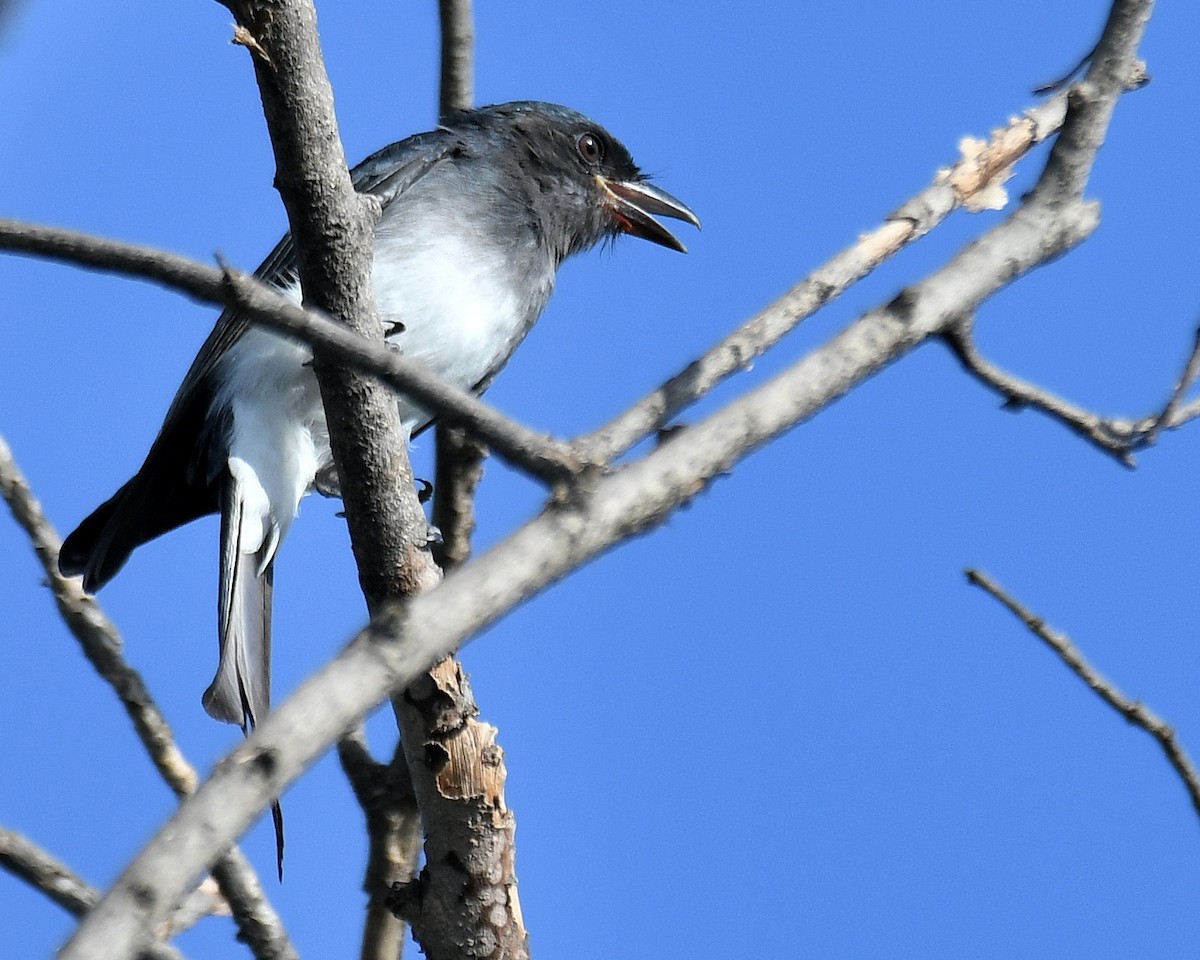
[3,1,1200,957]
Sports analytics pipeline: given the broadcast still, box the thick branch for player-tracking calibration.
[224,5,528,960]
[389,661,527,959]
[966,569,1200,819]
[421,8,530,957]
[437,0,473,119]
[1143,323,1200,443]
[223,0,437,606]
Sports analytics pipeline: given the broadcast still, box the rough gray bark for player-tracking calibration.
[390,660,526,959]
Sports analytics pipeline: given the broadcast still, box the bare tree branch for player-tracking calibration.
[203,861,297,960]
[1033,39,1102,95]
[356,15,482,955]
[424,5,529,955]
[431,427,486,570]
[576,90,1070,463]
[437,0,473,120]
[46,257,1004,956]
[50,2,1166,957]
[220,3,528,959]
[1032,3,1152,206]
[1144,322,1200,443]
[159,879,230,940]
[965,569,1200,819]
[221,0,438,606]
[0,826,218,951]
[0,435,296,960]
[1,827,104,920]
[431,0,486,677]
[338,731,421,960]
[0,77,1079,494]
[943,315,1200,466]
[39,175,1099,956]
[0,220,583,483]
[0,435,197,795]
[388,659,528,959]
[430,0,484,583]
[40,228,1108,955]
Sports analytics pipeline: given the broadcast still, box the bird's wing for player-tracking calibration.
[59,130,463,589]
[167,128,464,456]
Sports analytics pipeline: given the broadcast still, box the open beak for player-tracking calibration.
[598,177,701,253]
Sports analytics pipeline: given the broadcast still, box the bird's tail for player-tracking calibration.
[204,467,287,879]
[203,469,275,729]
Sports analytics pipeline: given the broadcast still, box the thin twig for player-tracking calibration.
[1,826,101,918]
[1143,322,1200,444]
[432,0,485,615]
[0,436,198,795]
[1031,0,1153,205]
[579,0,1150,465]
[576,91,1070,463]
[1032,38,1100,95]
[943,315,1200,465]
[432,428,486,570]
[0,436,297,960]
[432,0,486,573]
[965,569,1200,820]
[942,317,1139,465]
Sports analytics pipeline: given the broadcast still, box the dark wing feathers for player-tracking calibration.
[58,375,219,590]
[58,131,460,588]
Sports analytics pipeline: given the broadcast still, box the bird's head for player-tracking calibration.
[457,101,700,262]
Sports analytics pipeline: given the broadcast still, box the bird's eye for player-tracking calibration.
[576,132,604,164]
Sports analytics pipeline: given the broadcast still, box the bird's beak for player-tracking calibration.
[598,177,700,253]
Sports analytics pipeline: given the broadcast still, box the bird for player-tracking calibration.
[58,101,698,734]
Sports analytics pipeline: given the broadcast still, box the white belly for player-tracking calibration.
[212,222,554,545]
